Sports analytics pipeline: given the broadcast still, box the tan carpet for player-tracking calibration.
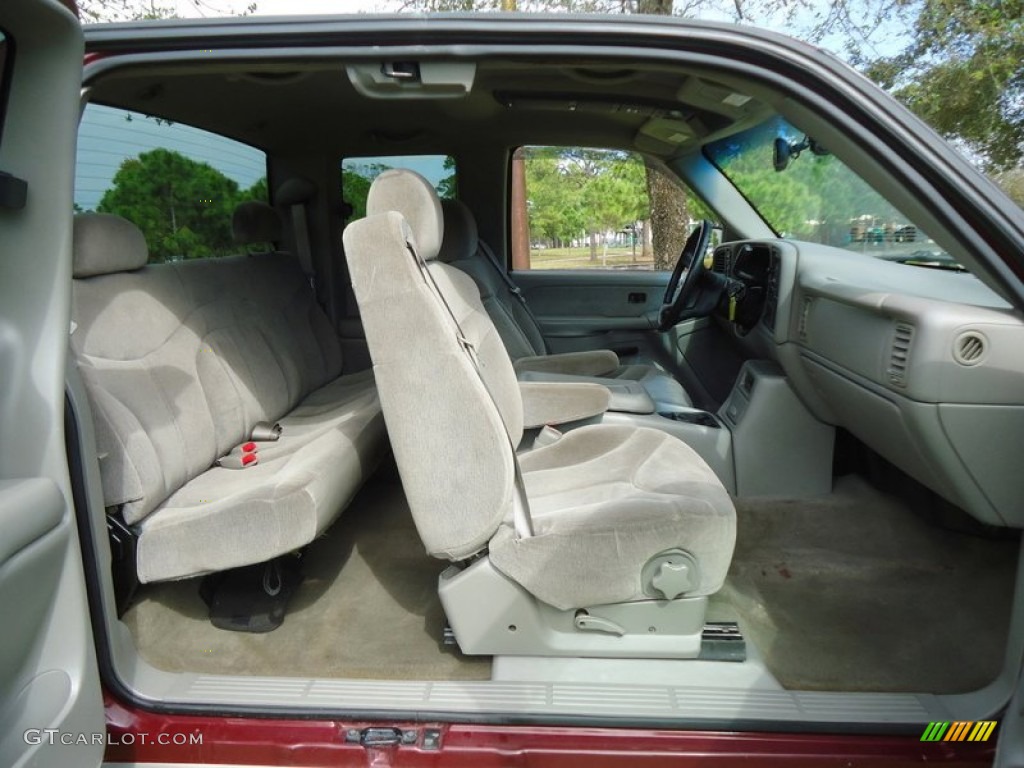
[123,469,491,680]
[724,474,1018,693]
[125,469,1017,692]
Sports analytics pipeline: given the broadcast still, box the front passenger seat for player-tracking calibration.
[343,169,735,658]
[438,198,692,408]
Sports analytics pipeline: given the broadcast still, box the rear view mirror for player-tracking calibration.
[773,137,792,171]
[773,135,829,172]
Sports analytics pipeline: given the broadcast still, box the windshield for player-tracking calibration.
[705,116,963,271]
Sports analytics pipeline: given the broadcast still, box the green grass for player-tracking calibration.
[526,246,656,270]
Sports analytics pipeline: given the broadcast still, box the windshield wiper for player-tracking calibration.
[892,257,968,272]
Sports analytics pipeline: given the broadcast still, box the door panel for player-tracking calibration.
[0,2,103,767]
[512,270,668,349]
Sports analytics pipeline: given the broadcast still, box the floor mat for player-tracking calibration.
[122,472,491,680]
[724,474,1018,693]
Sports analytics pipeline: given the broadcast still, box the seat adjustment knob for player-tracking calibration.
[652,561,693,601]
[642,549,699,600]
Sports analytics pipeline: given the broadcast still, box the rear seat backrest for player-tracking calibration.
[70,213,342,525]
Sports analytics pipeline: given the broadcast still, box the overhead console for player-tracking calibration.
[347,61,477,99]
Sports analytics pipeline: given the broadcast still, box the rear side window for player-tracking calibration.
[75,104,268,263]
[341,154,456,221]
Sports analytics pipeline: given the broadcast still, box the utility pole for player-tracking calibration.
[503,0,531,269]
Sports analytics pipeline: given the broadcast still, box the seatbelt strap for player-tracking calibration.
[289,203,315,292]
[477,238,547,355]
[478,239,532,309]
[405,238,534,540]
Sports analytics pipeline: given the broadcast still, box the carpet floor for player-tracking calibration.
[724,474,1018,692]
[124,468,1017,691]
[122,468,491,680]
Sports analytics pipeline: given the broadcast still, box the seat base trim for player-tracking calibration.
[439,557,708,659]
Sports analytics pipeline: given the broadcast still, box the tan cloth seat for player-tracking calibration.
[71,212,387,583]
[342,170,734,614]
[439,199,691,407]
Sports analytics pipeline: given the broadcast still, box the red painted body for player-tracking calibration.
[104,694,996,766]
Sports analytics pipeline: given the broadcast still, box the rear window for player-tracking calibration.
[75,104,268,263]
[341,154,456,221]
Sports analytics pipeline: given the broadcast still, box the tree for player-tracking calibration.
[995,168,1024,208]
[864,0,1023,172]
[79,0,257,23]
[341,163,390,221]
[98,148,241,262]
[243,176,269,202]
[438,155,459,198]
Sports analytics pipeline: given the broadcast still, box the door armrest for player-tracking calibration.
[513,349,619,377]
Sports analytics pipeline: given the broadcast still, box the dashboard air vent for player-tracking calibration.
[887,323,914,386]
[712,246,730,273]
[797,296,813,341]
[953,331,987,366]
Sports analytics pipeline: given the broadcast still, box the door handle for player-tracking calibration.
[627,292,647,304]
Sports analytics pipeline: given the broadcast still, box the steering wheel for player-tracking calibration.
[658,220,714,331]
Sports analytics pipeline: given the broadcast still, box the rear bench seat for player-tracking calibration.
[70,212,387,584]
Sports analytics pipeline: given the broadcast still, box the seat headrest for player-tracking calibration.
[232,201,282,245]
[438,199,479,263]
[276,177,316,207]
[73,213,149,278]
[366,169,443,261]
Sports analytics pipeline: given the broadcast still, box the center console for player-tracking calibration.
[718,360,834,496]
[597,360,833,497]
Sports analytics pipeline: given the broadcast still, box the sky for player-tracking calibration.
[163,0,912,61]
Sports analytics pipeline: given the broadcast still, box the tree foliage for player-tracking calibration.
[79,0,256,23]
[97,148,266,262]
[519,146,704,266]
[342,159,457,222]
[864,0,1023,172]
[708,116,919,244]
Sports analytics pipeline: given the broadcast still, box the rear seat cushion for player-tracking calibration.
[71,214,386,582]
[136,369,382,583]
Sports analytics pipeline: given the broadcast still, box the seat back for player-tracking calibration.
[71,213,343,524]
[438,199,547,360]
[343,171,523,560]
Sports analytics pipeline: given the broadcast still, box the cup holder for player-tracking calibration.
[658,410,721,428]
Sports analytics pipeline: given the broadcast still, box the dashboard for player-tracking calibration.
[710,239,1024,529]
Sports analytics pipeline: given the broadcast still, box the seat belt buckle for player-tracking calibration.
[534,425,562,448]
[217,441,259,469]
[217,450,258,469]
[251,422,282,442]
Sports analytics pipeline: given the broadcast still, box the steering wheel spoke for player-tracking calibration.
[658,220,714,331]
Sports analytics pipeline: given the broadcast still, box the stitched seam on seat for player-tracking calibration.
[142,360,189,507]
